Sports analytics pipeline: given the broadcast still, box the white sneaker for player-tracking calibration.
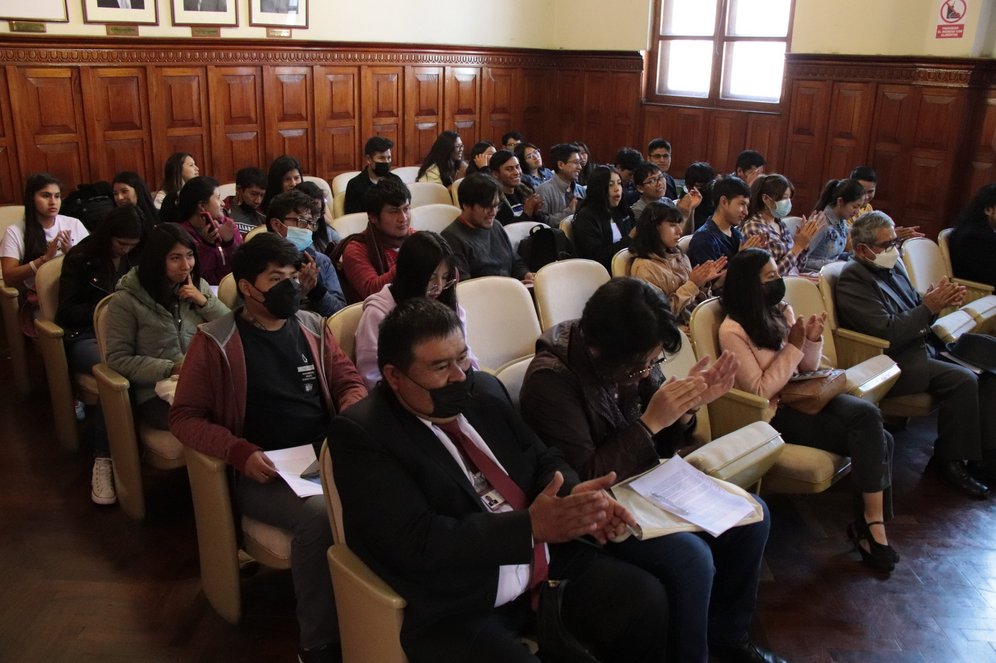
[91,458,117,505]
[74,400,86,422]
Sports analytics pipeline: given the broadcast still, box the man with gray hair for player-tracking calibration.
[836,211,995,498]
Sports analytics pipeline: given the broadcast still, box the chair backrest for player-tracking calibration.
[304,175,333,201]
[559,215,573,242]
[34,255,64,323]
[781,216,803,238]
[501,221,544,254]
[319,442,347,544]
[217,182,237,201]
[494,355,533,409]
[533,258,610,331]
[217,273,239,309]
[409,182,452,208]
[411,204,460,234]
[331,212,369,239]
[901,237,946,294]
[330,172,360,196]
[677,234,693,254]
[611,248,635,278]
[391,165,420,184]
[456,276,541,371]
[688,296,723,361]
[93,294,116,361]
[332,191,346,218]
[327,302,364,363]
[0,204,23,229]
[937,228,955,276]
[783,275,837,366]
[244,225,269,242]
[818,261,846,333]
[449,178,462,207]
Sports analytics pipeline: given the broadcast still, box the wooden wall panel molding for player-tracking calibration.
[786,55,995,89]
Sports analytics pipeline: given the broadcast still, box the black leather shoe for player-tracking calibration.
[711,641,788,663]
[929,457,989,499]
[968,460,996,486]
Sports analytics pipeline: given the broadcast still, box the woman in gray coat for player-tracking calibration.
[104,223,229,429]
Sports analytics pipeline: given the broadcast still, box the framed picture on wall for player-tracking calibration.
[82,0,158,25]
[0,0,69,22]
[171,0,236,27]
[250,0,307,29]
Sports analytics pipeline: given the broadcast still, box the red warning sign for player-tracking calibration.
[936,0,966,39]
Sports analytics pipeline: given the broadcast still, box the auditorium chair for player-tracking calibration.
[217,182,236,201]
[320,442,408,663]
[243,224,269,242]
[611,248,635,278]
[677,234,693,254]
[331,172,361,197]
[327,302,363,363]
[332,191,346,218]
[408,182,452,208]
[901,237,995,331]
[449,178,462,207]
[184,445,293,625]
[456,276,540,372]
[533,259,610,331]
[410,203,460,234]
[0,205,30,393]
[331,212,369,239]
[559,215,573,242]
[304,175,333,201]
[818,261,938,422]
[689,297,851,494]
[33,256,98,451]
[217,273,239,309]
[391,166,420,185]
[91,294,186,520]
[501,221,545,255]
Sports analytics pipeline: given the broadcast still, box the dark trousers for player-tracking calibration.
[609,499,770,662]
[403,540,669,663]
[891,357,992,461]
[772,393,894,518]
[67,335,109,457]
[235,476,337,650]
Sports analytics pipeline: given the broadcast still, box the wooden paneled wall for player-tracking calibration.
[0,37,642,204]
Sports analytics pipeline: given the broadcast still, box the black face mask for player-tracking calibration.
[409,366,475,418]
[254,278,301,320]
[762,277,786,308]
[372,162,391,177]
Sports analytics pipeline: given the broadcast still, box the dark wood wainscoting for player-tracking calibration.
[0,37,643,203]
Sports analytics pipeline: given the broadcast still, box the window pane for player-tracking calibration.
[727,0,791,37]
[660,0,718,36]
[721,41,786,102]
[657,40,713,97]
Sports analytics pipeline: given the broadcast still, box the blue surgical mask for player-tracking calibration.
[772,199,792,219]
[285,226,313,252]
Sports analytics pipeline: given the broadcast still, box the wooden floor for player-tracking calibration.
[2,351,996,662]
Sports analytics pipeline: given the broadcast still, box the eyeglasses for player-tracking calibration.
[871,238,901,250]
[642,176,665,186]
[283,214,317,230]
[425,277,458,297]
[624,354,672,380]
[525,152,541,160]
[565,159,582,166]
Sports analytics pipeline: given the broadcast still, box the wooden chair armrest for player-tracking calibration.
[833,328,890,368]
[707,389,772,438]
[952,278,994,294]
[34,318,64,339]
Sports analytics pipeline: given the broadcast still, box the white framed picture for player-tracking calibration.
[83,0,158,25]
[0,0,68,22]
[250,0,307,29]
[171,0,236,26]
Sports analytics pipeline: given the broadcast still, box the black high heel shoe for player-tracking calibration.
[847,519,899,571]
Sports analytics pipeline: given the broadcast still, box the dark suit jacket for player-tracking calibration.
[949,223,996,288]
[328,372,579,650]
[836,258,936,393]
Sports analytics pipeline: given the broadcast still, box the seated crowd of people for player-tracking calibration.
[2,126,995,663]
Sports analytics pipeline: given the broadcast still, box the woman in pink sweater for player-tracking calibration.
[718,249,897,572]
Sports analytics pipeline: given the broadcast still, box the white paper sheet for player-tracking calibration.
[627,454,756,537]
[265,444,323,498]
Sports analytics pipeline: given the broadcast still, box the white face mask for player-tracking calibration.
[868,245,900,270]
[771,198,792,219]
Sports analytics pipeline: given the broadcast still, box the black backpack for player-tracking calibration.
[517,224,574,272]
[62,181,115,232]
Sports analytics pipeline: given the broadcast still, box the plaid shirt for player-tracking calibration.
[742,214,805,276]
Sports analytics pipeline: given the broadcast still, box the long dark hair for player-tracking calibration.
[576,166,618,218]
[158,152,192,196]
[177,176,220,221]
[76,206,145,262]
[391,231,459,310]
[514,142,540,177]
[112,171,158,232]
[955,184,996,230]
[263,155,302,213]
[417,130,461,186]
[721,248,787,351]
[22,173,62,264]
[814,178,864,212]
[465,141,496,175]
[630,202,683,258]
[575,140,596,186]
[137,223,200,308]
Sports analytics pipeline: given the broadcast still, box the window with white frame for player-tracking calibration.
[649,0,793,106]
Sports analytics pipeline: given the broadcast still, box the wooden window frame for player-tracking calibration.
[645,0,796,112]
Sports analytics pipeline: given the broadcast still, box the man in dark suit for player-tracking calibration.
[837,211,995,498]
[328,298,669,663]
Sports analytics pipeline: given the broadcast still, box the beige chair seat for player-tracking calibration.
[533,259,610,331]
[684,421,784,490]
[139,425,186,465]
[760,443,851,494]
[242,517,294,565]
